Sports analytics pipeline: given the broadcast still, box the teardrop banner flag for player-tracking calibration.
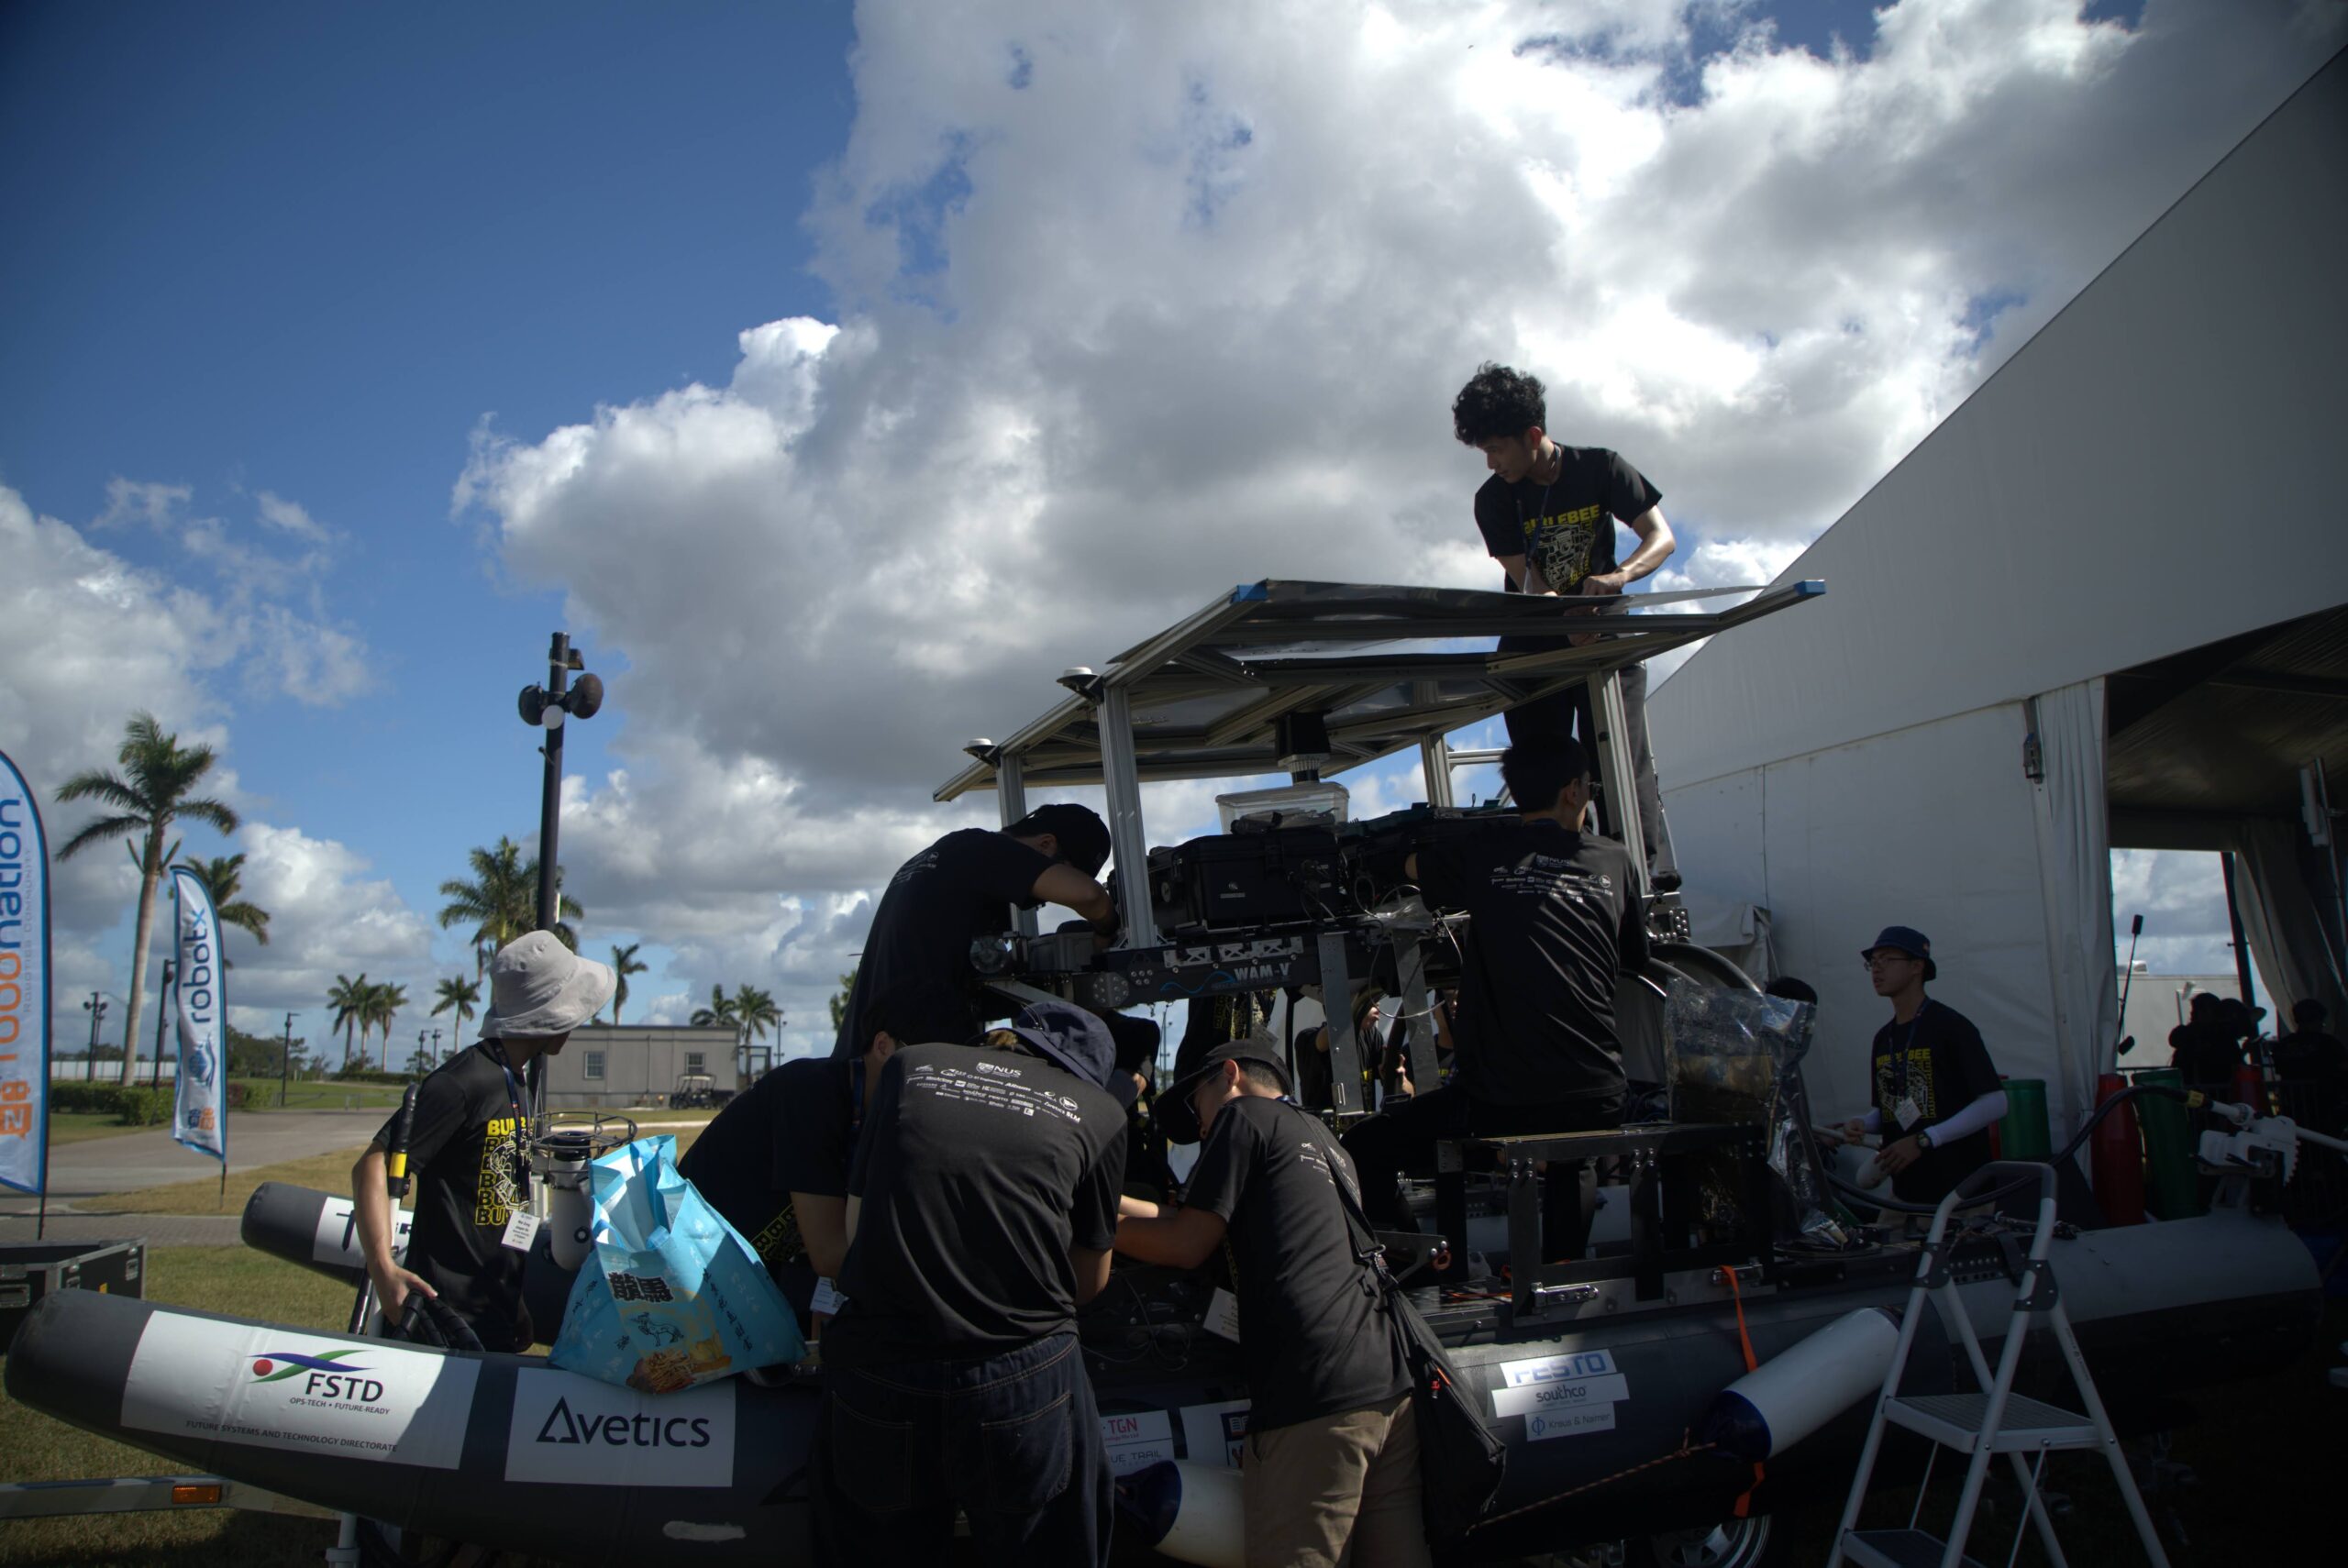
[170,866,227,1164]
[0,746,51,1198]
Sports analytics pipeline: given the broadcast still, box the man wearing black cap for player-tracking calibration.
[816,999,1130,1568]
[1344,736,1647,1260]
[1116,1038,1423,1568]
[832,803,1118,1060]
[1842,925,2005,1206]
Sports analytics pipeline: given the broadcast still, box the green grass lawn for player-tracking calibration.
[227,1077,410,1112]
[44,1111,148,1147]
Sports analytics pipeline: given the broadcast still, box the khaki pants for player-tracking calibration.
[1242,1393,1431,1568]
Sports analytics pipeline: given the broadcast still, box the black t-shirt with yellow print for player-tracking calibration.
[379,1042,532,1352]
[1472,445,1662,596]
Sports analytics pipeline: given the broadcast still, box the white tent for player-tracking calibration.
[1650,51,2348,1136]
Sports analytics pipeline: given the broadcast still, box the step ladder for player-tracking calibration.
[1825,1161,2170,1568]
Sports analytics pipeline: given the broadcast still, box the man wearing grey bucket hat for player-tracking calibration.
[350,932,615,1352]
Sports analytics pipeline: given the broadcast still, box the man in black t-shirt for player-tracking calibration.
[832,803,1117,1058]
[1118,1039,1424,1568]
[1452,362,1678,885]
[678,982,932,1332]
[351,932,615,1352]
[2276,999,2346,1135]
[1343,738,1646,1260]
[2167,991,2243,1088]
[1839,926,2006,1207]
[815,1000,1129,1568]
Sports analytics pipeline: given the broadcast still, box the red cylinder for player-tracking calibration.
[2089,1072,2146,1226]
[2231,1065,2267,1116]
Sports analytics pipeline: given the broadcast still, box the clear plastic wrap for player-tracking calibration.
[1665,979,1850,1249]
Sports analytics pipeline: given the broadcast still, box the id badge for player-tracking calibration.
[500,1209,542,1252]
[1894,1097,1923,1132]
[811,1277,846,1317]
[1203,1286,1242,1342]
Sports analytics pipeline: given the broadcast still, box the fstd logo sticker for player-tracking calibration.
[249,1348,387,1406]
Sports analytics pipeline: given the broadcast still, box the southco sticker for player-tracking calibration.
[124,1313,477,1468]
[504,1367,736,1486]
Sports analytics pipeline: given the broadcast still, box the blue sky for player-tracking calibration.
[2,0,2332,1072]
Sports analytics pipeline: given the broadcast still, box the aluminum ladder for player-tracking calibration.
[1825,1162,2170,1568]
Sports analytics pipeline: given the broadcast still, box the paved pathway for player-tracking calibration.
[0,1212,245,1246]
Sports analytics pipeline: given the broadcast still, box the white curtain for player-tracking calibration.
[2232,821,2348,1029]
[2027,679,2117,1132]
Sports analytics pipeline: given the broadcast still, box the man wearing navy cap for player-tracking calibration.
[816,999,1129,1567]
[1117,1037,1423,1567]
[1842,925,2005,1206]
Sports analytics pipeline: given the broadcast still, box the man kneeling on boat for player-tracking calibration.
[1342,736,1648,1262]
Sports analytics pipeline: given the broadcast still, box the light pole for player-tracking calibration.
[83,991,108,1071]
[150,960,175,1090]
[417,1029,429,1079]
[430,1027,443,1067]
[517,631,602,1114]
[281,1011,295,1107]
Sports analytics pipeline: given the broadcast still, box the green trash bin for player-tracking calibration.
[2134,1066,2203,1220]
[1998,1077,2052,1161]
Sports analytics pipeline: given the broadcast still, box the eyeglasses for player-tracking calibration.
[1863,953,1919,970]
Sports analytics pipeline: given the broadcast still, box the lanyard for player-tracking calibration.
[1887,1004,1930,1101]
[482,1041,532,1194]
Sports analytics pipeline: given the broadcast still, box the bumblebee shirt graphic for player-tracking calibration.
[380,1042,535,1352]
[1472,445,1661,597]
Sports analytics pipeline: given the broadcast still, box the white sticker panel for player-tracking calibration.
[310,1195,410,1268]
[1526,1405,1616,1441]
[1496,1348,1619,1387]
[123,1312,476,1469]
[1178,1399,1251,1468]
[504,1367,735,1486]
[1100,1409,1177,1475]
[1490,1374,1630,1419]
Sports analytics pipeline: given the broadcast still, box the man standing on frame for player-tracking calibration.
[1451,361,1678,887]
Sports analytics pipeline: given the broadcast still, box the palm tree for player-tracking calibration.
[608,943,647,1026]
[828,967,858,1032]
[433,975,482,1049]
[689,985,739,1031]
[173,852,271,966]
[364,982,409,1066]
[735,985,781,1045]
[55,712,239,1083]
[437,836,583,961]
[327,973,370,1071]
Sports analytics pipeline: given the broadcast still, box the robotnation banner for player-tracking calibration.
[0,747,51,1195]
[171,867,227,1164]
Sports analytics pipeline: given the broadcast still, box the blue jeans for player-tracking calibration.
[815,1331,1112,1568]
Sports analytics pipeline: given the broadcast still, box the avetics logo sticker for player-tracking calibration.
[505,1368,735,1486]
[124,1315,477,1470]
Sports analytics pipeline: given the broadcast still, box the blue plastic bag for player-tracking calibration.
[549,1134,806,1390]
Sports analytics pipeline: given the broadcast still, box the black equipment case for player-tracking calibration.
[1,1239,146,1352]
[1147,825,1345,933]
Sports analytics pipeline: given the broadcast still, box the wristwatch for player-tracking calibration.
[1916,1128,1935,1151]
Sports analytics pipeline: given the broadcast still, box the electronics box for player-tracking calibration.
[0,1238,146,1352]
[1215,781,1349,832]
[1150,826,1346,933]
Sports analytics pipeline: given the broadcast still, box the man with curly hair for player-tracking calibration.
[1451,361,1678,886]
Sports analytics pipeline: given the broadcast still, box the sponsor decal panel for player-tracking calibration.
[1491,1347,1627,1436]
[504,1367,734,1486]
[1099,1409,1176,1475]
[1178,1400,1250,1468]
[124,1313,475,1469]
[310,1194,411,1269]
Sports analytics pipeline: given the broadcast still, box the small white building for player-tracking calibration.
[1650,54,2348,1134]
[539,1023,746,1110]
